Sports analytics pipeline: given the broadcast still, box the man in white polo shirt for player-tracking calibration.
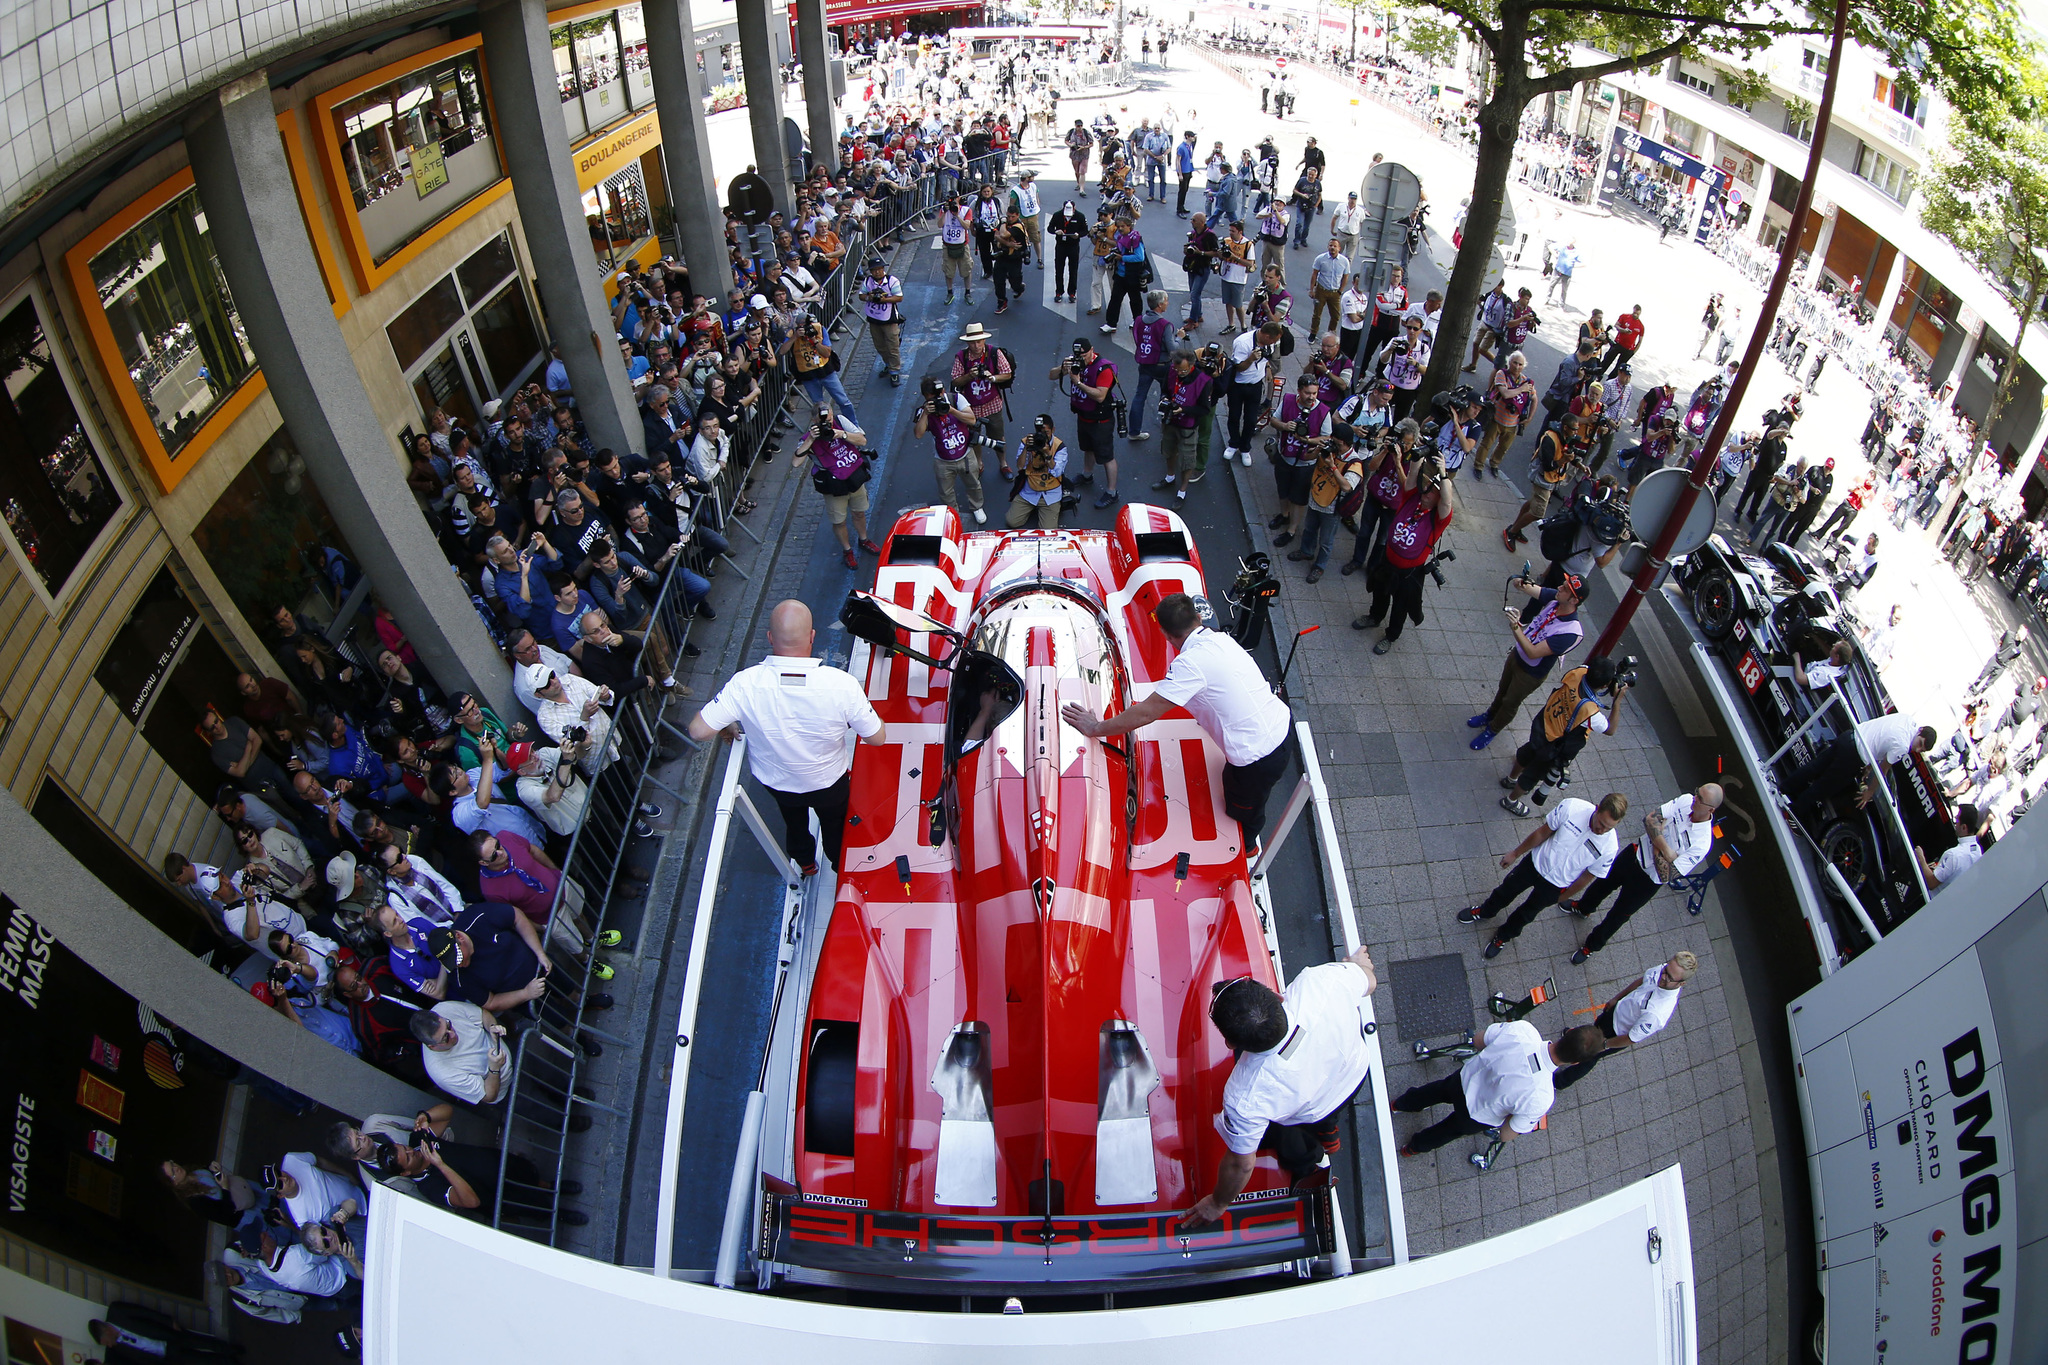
[413,999,510,1105]
[687,599,887,876]
[1567,784,1721,965]
[1393,1019,1606,1154]
[1552,950,1695,1090]
[1179,943,1380,1228]
[1781,711,1936,825]
[1457,792,1627,959]
[1917,803,1991,892]
[1062,592,1292,844]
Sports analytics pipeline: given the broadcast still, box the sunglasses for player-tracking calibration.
[1208,974,1253,1023]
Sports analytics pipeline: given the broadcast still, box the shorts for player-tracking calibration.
[1274,461,1313,505]
[1520,480,1557,520]
[1074,417,1115,462]
[975,408,1006,444]
[820,483,871,525]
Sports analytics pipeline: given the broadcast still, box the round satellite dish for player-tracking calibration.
[1627,466,1719,557]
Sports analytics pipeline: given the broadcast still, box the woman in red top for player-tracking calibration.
[1602,304,1645,377]
[1354,454,1456,654]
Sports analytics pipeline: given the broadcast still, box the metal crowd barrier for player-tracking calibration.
[487,177,951,1241]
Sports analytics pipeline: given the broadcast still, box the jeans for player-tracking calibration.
[799,369,858,422]
[1131,362,1169,430]
[1299,506,1341,569]
[1226,380,1265,452]
[678,565,711,611]
[1292,208,1315,247]
[1146,161,1166,200]
[1205,186,1226,222]
[1186,267,1211,325]
[1347,498,1395,567]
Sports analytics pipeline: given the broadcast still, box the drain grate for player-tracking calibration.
[1387,953,1475,1042]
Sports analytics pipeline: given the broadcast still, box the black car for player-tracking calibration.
[1675,534,1954,958]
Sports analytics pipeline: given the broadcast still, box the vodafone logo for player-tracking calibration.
[1929,1227,1947,1245]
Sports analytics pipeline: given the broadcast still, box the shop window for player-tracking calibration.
[92,567,245,803]
[584,161,653,273]
[0,285,123,602]
[553,5,653,145]
[384,231,545,430]
[191,425,357,631]
[86,186,257,463]
[326,49,499,266]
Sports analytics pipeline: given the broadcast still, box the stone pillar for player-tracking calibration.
[643,0,737,301]
[1873,248,1909,329]
[185,74,518,718]
[797,0,838,177]
[1805,204,1837,285]
[2006,404,2048,488]
[735,0,794,217]
[0,792,435,1118]
[479,0,642,461]
[1746,158,1772,242]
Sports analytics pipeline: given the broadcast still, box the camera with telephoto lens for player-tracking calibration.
[1425,547,1457,589]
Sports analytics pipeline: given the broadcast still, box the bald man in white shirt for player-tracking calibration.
[1551,951,1695,1090]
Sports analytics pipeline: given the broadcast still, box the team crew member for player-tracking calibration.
[1552,952,1695,1090]
[950,323,1014,473]
[1007,415,1069,528]
[1780,712,1937,825]
[1354,448,1455,653]
[1178,943,1382,1227]
[1916,803,1992,892]
[1223,321,1284,467]
[1361,264,1409,364]
[1469,573,1587,750]
[914,377,987,525]
[687,601,887,876]
[1393,1020,1604,1154]
[1566,785,1720,963]
[1061,592,1292,843]
[1792,639,1854,690]
[1457,793,1627,959]
[1052,337,1120,507]
[858,257,905,386]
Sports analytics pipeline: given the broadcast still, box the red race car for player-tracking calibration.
[752,504,1334,1294]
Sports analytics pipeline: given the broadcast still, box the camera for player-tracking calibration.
[565,725,588,746]
[267,960,292,988]
[1425,547,1457,588]
[1611,653,1640,691]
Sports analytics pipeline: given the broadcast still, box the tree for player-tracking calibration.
[1918,70,2048,452]
[1411,0,2032,409]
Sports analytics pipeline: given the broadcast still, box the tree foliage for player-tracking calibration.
[1409,0,2037,408]
[1918,63,2048,434]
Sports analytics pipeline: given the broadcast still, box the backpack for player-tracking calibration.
[1538,506,1583,563]
[995,344,1019,417]
[1539,666,1603,742]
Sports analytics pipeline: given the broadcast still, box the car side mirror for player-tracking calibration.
[841,590,961,668]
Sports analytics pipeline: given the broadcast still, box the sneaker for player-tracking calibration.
[1500,794,1532,816]
[639,801,663,820]
[634,819,657,840]
[1559,899,1590,917]
[843,549,859,569]
[695,601,718,622]
[858,538,882,555]
[1471,464,1485,480]
[1352,613,1383,631]
[1152,477,1178,491]
[1372,635,1393,654]
[589,961,615,980]
[1340,560,1364,575]
[596,929,624,948]
[683,642,702,658]
[583,993,614,1011]
[1094,489,1120,508]
[577,1033,603,1058]
[1242,448,1254,467]
[972,507,987,525]
[1075,471,1095,485]
[1286,548,1312,562]
[995,303,1008,315]
[799,862,819,877]
[1397,1145,1419,1158]
[1132,430,1151,441]
[1273,530,1294,547]
[1467,713,1491,728]
[1268,512,1289,530]
[1186,468,1206,485]
[1483,938,1505,960]
[1570,947,1590,965]
[1470,728,1497,750]
[1307,567,1324,584]
[1100,324,1115,335]
[1455,907,1483,925]
[945,290,955,303]
[1500,776,1519,790]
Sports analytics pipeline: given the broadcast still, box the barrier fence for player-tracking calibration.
[489,159,948,1246]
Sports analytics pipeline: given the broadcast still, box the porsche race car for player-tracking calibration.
[746,504,1354,1297]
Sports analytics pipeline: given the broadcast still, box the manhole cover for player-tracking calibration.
[1387,953,1474,1042]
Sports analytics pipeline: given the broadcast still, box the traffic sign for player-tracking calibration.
[728,170,776,227]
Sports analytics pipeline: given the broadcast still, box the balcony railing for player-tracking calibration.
[1862,100,1925,149]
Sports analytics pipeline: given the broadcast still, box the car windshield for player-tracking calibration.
[945,648,1024,758]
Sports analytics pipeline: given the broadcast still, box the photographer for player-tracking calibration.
[1266,372,1334,548]
[950,321,1015,470]
[971,182,1004,278]
[1469,572,1588,751]
[1499,655,1631,815]
[1223,321,1285,468]
[1153,348,1217,499]
[1368,314,1431,422]
[1306,333,1356,407]
[1503,410,1594,552]
[778,312,860,423]
[1340,416,1421,575]
[858,257,906,387]
[1179,212,1219,337]
[1471,350,1536,480]
[1290,424,1366,582]
[1007,416,1070,529]
[796,407,879,570]
[938,194,975,304]
[1128,290,1173,441]
[1101,217,1151,332]
[914,376,988,525]
[1432,388,1484,479]
[1050,338,1120,508]
[1354,446,1456,652]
